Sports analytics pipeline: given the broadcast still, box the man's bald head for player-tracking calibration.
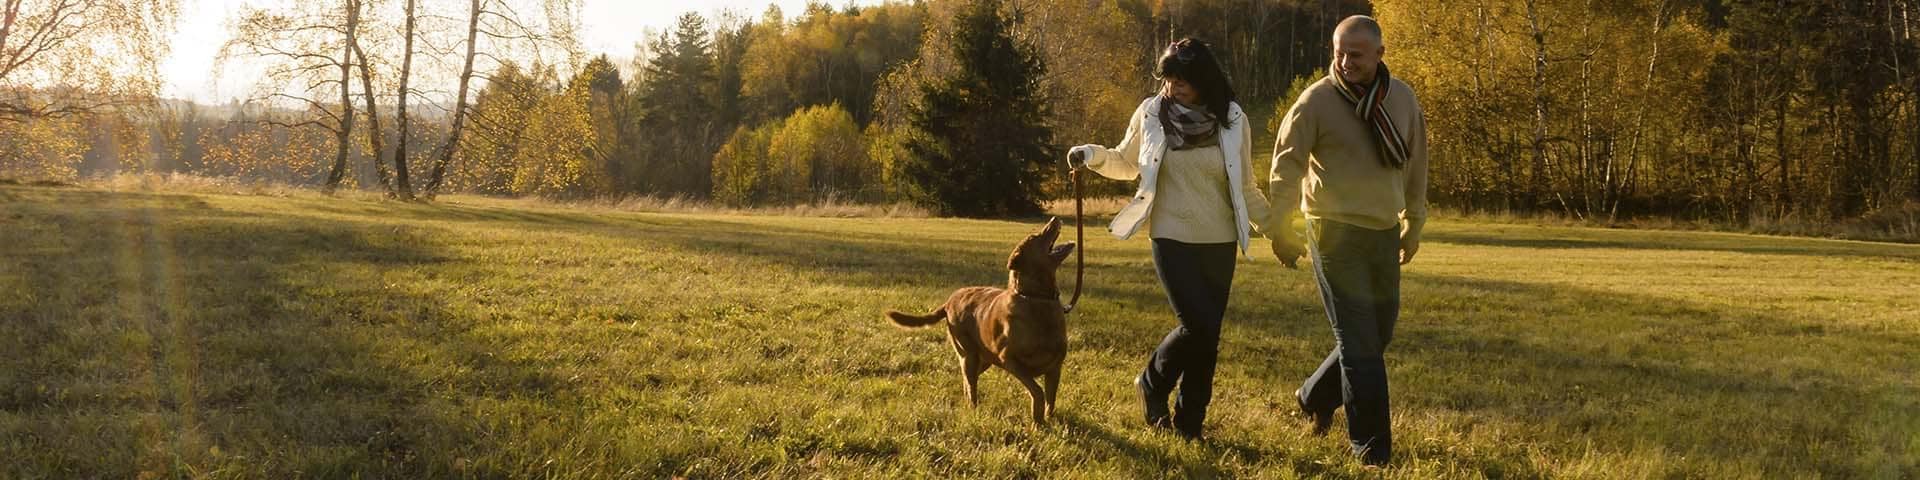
[1335,15,1383,44]
[1332,15,1386,85]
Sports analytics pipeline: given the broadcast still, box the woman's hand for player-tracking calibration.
[1066,145,1095,169]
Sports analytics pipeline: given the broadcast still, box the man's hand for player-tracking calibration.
[1271,235,1306,269]
[1399,235,1420,265]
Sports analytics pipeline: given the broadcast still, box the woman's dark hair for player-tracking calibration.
[1156,38,1236,128]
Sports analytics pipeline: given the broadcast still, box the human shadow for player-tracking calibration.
[1050,411,1231,478]
[1234,270,1916,477]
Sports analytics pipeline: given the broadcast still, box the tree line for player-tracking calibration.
[3,0,1917,226]
[1385,0,1920,224]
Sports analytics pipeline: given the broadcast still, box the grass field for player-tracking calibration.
[2,184,1916,478]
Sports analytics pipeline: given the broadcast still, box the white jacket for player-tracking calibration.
[1075,97,1271,256]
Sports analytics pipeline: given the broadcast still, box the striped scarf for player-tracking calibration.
[1158,97,1219,151]
[1328,61,1408,169]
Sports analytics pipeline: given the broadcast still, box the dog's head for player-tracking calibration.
[1006,217,1076,294]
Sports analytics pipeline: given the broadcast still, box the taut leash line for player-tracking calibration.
[1064,167,1085,314]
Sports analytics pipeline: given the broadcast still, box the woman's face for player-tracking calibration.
[1164,77,1200,106]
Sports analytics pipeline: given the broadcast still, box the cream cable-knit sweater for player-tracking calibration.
[1147,144,1237,244]
[1074,97,1271,255]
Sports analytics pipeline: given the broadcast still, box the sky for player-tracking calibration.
[161,0,888,103]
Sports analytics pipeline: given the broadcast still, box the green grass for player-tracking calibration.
[2,184,1916,479]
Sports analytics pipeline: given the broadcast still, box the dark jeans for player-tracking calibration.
[1299,219,1401,465]
[1142,238,1238,435]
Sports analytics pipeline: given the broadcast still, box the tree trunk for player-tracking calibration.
[1741,98,1757,223]
[1907,0,1920,201]
[1582,49,1597,219]
[1527,0,1548,210]
[1475,4,1512,212]
[1835,93,1873,219]
[1284,8,1295,83]
[1882,0,1905,206]
[1827,103,1840,218]
[393,0,417,200]
[1619,0,1672,222]
[325,0,360,193]
[1776,90,1791,215]
[352,40,390,197]
[1904,71,1920,202]
[424,0,482,198]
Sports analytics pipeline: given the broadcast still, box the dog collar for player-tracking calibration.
[1015,292,1062,303]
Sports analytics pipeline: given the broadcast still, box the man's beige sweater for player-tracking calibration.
[1268,76,1430,238]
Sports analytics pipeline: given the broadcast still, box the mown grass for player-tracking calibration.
[1,184,1915,478]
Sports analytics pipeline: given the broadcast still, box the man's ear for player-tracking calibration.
[1049,242,1077,266]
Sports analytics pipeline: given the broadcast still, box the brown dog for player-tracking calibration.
[886,218,1076,424]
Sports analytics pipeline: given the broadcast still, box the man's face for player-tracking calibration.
[1333,32,1384,85]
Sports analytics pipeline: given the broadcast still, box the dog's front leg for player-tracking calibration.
[1014,374,1048,425]
[1042,366,1061,419]
[959,354,984,408]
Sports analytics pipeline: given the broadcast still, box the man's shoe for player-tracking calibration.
[1137,374,1172,429]
[1175,424,1205,442]
[1295,388,1333,437]
[1171,408,1206,442]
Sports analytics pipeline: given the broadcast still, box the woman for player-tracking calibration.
[1067,38,1271,440]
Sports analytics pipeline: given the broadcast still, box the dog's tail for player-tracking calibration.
[885,307,947,328]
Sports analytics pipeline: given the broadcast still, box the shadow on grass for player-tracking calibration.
[298,198,617,228]
[0,187,571,477]
[1424,229,1920,262]
[501,200,1913,477]
[616,210,1914,477]
[7,186,1909,477]
[1051,411,1232,478]
[1237,271,1917,477]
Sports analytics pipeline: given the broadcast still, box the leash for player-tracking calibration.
[1063,167,1085,314]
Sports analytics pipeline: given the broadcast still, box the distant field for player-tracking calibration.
[2,184,1915,478]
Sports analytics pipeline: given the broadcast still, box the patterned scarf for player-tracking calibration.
[1328,61,1408,169]
[1158,97,1219,151]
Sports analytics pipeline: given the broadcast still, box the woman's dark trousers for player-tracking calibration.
[1141,238,1237,438]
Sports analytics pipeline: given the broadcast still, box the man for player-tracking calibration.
[1266,15,1428,467]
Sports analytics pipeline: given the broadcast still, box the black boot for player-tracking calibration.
[1136,373,1171,429]
[1170,405,1205,441]
[1295,388,1333,437]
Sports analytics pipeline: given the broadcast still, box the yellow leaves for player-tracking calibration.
[712,103,872,206]
[0,118,86,182]
[198,122,329,183]
[1012,0,1144,141]
[0,0,178,115]
[509,82,603,198]
[864,124,914,202]
[712,125,776,207]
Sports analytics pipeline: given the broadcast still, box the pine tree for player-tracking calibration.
[637,13,719,197]
[903,0,1055,217]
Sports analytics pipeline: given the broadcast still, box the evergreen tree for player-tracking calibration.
[637,13,719,197]
[903,0,1054,217]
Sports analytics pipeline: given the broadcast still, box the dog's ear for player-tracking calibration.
[1049,242,1076,266]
